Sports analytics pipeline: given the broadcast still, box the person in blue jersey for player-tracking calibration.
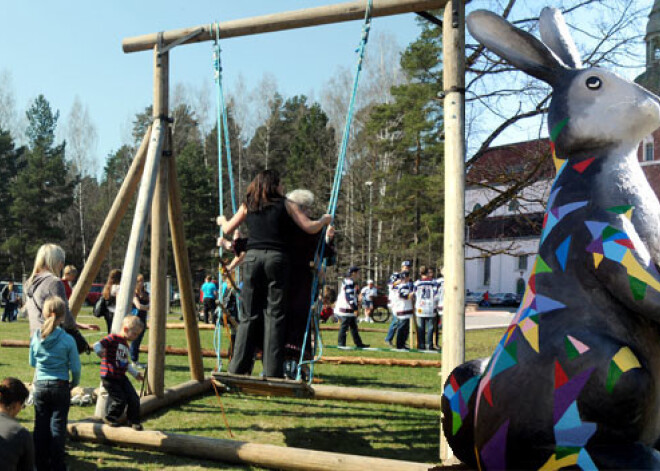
[200,275,218,324]
[218,170,331,378]
[334,266,369,348]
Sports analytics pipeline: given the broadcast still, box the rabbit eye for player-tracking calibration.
[585,76,602,90]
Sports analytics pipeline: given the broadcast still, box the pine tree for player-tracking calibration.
[0,128,25,278]
[6,95,75,275]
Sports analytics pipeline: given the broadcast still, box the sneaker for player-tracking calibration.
[103,416,120,427]
[368,318,374,323]
[357,344,370,349]
[132,361,146,370]
[387,340,394,347]
[130,423,144,431]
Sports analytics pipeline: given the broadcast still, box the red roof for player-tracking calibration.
[467,139,554,185]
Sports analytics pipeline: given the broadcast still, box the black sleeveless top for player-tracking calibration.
[245,198,293,252]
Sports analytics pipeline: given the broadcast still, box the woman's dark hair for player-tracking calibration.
[103,268,122,300]
[0,377,29,407]
[245,169,283,212]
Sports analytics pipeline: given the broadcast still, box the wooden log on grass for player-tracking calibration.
[320,355,440,368]
[1,340,440,368]
[166,323,386,333]
[312,384,440,410]
[67,421,430,471]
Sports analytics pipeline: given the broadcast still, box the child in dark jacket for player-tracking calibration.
[29,296,81,471]
[93,316,145,430]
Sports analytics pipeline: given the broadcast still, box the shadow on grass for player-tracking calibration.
[280,423,440,463]
[313,372,433,391]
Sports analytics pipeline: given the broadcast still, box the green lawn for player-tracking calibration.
[0,307,504,469]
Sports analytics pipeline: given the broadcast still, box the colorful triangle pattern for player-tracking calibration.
[606,346,641,393]
[584,220,660,299]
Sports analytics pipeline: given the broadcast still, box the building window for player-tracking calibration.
[518,255,528,271]
[645,142,654,161]
[508,199,519,212]
[483,257,491,286]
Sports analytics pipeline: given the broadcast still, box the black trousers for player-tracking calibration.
[203,298,216,324]
[103,376,140,424]
[338,316,364,347]
[229,249,290,378]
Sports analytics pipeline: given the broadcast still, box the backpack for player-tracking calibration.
[93,297,108,318]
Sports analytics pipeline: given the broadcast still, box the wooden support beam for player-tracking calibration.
[148,46,170,398]
[70,127,152,318]
[0,341,441,368]
[165,322,387,334]
[312,384,440,410]
[67,422,431,471]
[122,0,447,53]
[440,0,465,462]
[139,378,212,418]
[167,146,204,381]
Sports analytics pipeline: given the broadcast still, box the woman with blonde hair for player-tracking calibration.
[29,296,81,471]
[24,243,98,337]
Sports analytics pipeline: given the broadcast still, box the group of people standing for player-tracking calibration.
[217,169,333,379]
[0,243,151,470]
[385,261,443,350]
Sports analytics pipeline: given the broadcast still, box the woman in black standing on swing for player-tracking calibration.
[218,169,331,378]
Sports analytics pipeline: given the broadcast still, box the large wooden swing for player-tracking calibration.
[68,0,465,466]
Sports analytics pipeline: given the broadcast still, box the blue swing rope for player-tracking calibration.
[213,22,241,371]
[297,0,373,382]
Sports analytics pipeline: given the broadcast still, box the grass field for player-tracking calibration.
[0,307,504,470]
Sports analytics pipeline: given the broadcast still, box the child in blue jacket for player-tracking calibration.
[29,296,81,471]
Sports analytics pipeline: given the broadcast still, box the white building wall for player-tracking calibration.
[465,238,539,294]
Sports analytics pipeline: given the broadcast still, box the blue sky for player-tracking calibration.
[0,1,422,168]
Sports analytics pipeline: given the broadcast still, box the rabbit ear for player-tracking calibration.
[539,8,582,69]
[467,10,568,86]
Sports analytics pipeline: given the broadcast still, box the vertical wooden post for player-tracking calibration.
[148,46,170,397]
[167,146,205,381]
[440,0,465,463]
[70,128,152,318]
[94,118,165,419]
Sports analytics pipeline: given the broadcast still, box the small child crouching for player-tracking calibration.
[93,316,145,430]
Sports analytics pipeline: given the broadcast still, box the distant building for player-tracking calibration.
[465,1,660,296]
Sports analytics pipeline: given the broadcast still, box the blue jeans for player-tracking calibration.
[395,317,410,349]
[416,316,435,350]
[130,312,147,362]
[33,379,70,471]
[384,315,398,343]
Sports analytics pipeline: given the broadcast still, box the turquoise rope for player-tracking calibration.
[212,22,242,371]
[297,0,373,382]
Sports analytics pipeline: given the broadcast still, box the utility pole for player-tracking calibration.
[365,181,373,280]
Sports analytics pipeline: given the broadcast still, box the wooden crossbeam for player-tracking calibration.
[122,0,447,53]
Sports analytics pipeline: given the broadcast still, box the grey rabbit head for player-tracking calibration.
[467,7,660,156]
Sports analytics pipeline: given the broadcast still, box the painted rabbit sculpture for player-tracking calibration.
[442,8,660,470]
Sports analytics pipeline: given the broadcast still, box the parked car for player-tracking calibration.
[0,281,23,307]
[489,292,520,307]
[465,290,484,304]
[86,283,104,306]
